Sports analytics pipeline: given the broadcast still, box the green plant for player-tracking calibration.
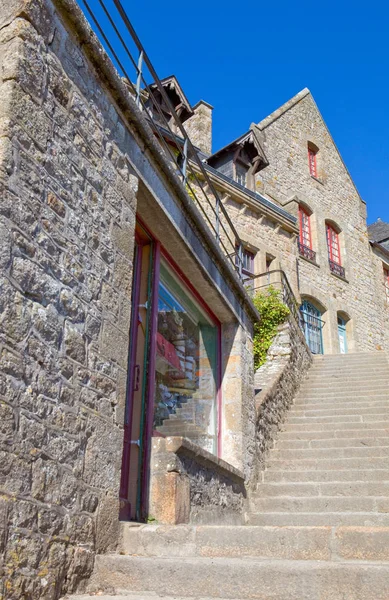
[252,286,290,369]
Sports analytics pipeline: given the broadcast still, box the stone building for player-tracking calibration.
[0,0,388,599]
[187,88,388,356]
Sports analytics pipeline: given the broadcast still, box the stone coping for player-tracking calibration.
[163,437,245,484]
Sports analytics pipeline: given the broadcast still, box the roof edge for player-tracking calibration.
[257,88,311,130]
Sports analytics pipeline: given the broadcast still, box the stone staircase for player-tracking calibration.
[67,352,389,600]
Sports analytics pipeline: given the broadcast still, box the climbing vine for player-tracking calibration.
[252,286,290,369]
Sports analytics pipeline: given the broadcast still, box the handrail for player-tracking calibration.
[249,269,301,325]
[78,0,245,279]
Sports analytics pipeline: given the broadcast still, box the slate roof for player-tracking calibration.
[368,220,389,243]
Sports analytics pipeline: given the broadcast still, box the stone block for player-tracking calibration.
[149,471,190,525]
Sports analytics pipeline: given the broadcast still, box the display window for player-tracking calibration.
[153,258,219,455]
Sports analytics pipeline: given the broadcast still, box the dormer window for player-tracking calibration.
[307,143,319,178]
[207,127,268,191]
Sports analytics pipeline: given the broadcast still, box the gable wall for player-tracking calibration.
[252,93,386,353]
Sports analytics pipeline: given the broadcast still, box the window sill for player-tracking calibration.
[299,253,320,268]
[310,175,324,185]
[330,270,349,283]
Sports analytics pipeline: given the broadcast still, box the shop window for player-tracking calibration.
[384,267,389,304]
[154,259,219,455]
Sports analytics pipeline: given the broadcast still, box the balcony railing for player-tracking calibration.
[77,0,246,280]
[298,242,316,263]
[329,260,346,279]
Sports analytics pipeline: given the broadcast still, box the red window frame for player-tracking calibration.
[298,205,312,249]
[326,224,341,265]
[384,267,389,303]
[308,147,317,177]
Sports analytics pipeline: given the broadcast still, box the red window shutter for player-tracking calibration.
[308,148,317,177]
[299,206,312,249]
[326,225,341,265]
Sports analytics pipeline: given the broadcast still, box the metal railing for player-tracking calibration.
[329,260,346,279]
[298,241,317,263]
[77,0,245,279]
[248,269,301,325]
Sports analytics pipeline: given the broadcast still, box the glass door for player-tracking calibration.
[338,317,348,354]
[300,300,324,354]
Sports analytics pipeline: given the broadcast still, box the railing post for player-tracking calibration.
[238,243,243,279]
[182,139,188,185]
[136,50,143,106]
[215,196,220,244]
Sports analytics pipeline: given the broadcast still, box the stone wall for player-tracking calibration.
[251,315,312,488]
[0,2,140,597]
[149,437,245,525]
[254,90,384,354]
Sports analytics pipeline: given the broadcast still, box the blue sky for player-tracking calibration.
[83,0,388,224]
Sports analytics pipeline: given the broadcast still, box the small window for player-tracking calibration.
[326,224,341,266]
[308,146,317,178]
[235,246,255,282]
[298,206,312,249]
[384,267,389,304]
[235,162,247,187]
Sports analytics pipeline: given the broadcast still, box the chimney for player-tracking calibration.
[184,100,213,155]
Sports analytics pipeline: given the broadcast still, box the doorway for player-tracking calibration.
[119,223,159,521]
[300,300,324,354]
[337,316,348,354]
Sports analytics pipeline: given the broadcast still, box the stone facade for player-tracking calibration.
[254,89,382,354]
[0,4,141,597]
[196,88,388,355]
[0,0,260,598]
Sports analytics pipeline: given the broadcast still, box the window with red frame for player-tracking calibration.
[308,147,317,177]
[326,225,341,265]
[298,206,312,249]
[384,267,389,303]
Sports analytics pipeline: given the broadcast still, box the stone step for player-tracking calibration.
[255,481,389,498]
[312,353,387,362]
[298,380,389,391]
[119,523,389,563]
[263,469,389,483]
[281,419,389,432]
[287,415,367,425]
[88,554,389,600]
[288,406,389,418]
[120,524,331,561]
[294,390,389,400]
[276,437,389,450]
[271,446,389,460]
[267,456,389,470]
[67,596,244,600]
[251,496,386,513]
[293,398,389,409]
[306,371,389,381]
[247,511,389,527]
[305,367,388,377]
[278,427,389,440]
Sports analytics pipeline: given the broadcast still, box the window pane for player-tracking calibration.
[153,260,218,455]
